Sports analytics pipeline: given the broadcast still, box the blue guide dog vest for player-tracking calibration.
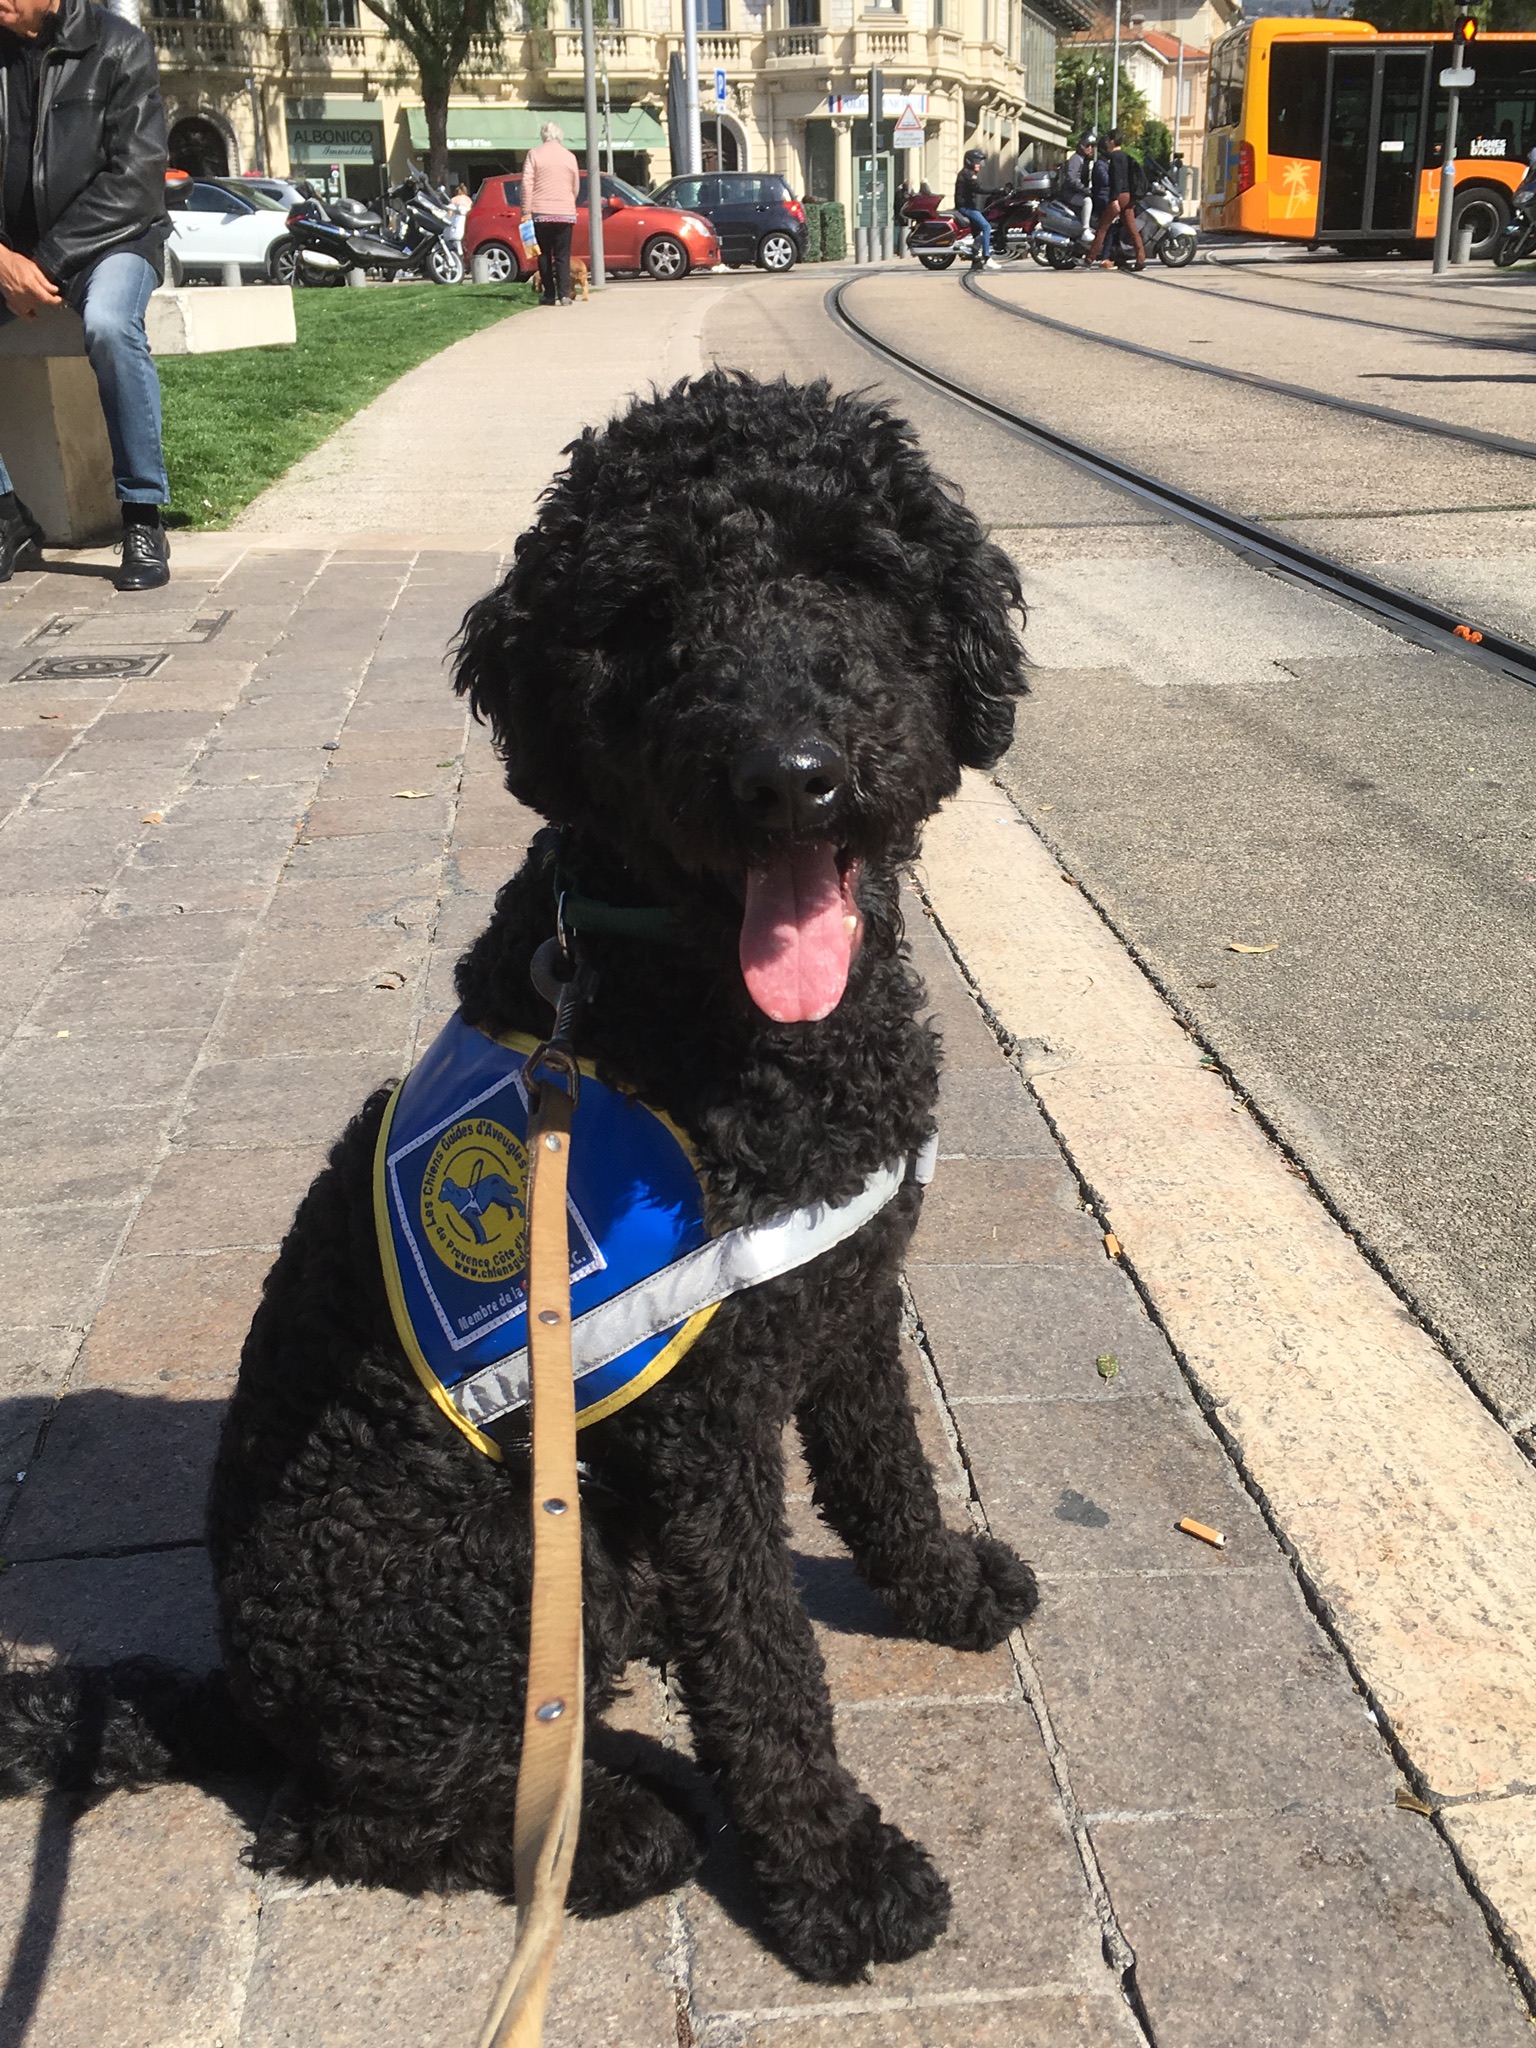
[376,1013,935,1461]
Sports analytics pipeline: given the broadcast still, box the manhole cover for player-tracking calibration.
[13,652,168,681]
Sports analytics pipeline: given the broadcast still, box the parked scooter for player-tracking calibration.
[901,176,1051,271]
[1494,153,1536,267]
[281,173,464,287]
[1126,161,1199,268]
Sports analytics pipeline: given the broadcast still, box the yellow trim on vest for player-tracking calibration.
[576,1300,720,1426]
[375,1080,505,1463]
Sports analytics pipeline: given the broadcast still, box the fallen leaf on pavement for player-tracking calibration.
[1228,941,1278,954]
[1096,1353,1119,1379]
[141,812,163,825]
[1395,1787,1434,1816]
[393,790,432,800]
[375,970,407,991]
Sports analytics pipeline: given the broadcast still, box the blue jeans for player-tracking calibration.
[0,250,167,505]
[955,207,992,259]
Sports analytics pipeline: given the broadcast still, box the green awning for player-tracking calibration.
[405,105,665,153]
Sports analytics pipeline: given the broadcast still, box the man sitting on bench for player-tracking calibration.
[0,0,172,591]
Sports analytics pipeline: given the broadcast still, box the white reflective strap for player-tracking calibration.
[454,1152,913,1429]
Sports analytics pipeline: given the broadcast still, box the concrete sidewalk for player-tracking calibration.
[0,275,1530,2046]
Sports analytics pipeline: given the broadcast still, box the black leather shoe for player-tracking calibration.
[0,499,44,583]
[116,522,170,592]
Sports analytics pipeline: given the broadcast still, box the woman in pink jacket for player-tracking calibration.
[521,121,581,306]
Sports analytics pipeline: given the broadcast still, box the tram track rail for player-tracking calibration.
[828,276,1536,692]
[961,271,1536,464]
[1134,266,1535,353]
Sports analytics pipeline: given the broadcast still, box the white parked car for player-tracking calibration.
[164,177,294,284]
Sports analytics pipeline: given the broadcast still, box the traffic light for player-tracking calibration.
[1452,10,1478,58]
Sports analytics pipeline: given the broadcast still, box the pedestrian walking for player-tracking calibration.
[521,120,580,307]
[0,0,173,589]
[1090,142,1110,228]
[1087,129,1146,271]
[953,147,1000,272]
[448,181,471,255]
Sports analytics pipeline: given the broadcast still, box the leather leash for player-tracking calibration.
[477,1048,585,2048]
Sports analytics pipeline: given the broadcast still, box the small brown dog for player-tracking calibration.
[569,255,591,301]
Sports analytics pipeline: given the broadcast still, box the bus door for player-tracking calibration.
[1318,47,1430,237]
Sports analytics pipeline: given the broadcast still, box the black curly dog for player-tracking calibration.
[0,373,1038,1984]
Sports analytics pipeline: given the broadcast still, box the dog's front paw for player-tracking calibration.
[758,1803,951,1983]
[888,1532,1038,1651]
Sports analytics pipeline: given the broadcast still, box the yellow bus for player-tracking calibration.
[1201,17,1536,257]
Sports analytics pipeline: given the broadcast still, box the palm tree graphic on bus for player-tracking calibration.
[1280,159,1317,217]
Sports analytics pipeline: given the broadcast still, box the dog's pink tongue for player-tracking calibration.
[740,842,859,1024]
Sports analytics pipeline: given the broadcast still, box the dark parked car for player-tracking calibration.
[647,172,806,271]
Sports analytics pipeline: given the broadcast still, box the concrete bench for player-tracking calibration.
[0,284,296,547]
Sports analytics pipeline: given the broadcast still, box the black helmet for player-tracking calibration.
[964,148,985,166]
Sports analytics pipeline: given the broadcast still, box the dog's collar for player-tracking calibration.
[558,889,686,946]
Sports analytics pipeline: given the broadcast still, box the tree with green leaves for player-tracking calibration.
[351,0,506,190]
[1055,47,1148,143]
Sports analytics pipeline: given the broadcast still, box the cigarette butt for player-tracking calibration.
[1104,1232,1122,1259]
[1395,1786,1435,1816]
[1177,1517,1226,1549]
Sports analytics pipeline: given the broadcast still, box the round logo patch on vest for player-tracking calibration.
[419,1117,529,1284]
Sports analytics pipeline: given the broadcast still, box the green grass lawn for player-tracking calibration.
[158,280,535,529]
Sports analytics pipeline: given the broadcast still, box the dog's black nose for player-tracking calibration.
[729,742,847,834]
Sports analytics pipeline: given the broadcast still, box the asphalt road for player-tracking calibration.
[705,262,1536,1447]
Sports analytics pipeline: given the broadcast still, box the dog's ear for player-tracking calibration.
[864,399,1026,772]
[452,445,598,820]
[938,534,1028,770]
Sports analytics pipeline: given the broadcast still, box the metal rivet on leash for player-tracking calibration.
[538,1308,561,1325]
[542,1497,568,1516]
[544,1133,562,1153]
[534,1699,565,1722]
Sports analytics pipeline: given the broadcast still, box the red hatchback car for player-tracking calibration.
[464,172,721,282]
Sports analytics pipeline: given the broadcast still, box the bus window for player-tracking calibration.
[1431,42,1536,162]
[1270,42,1327,160]
[1208,36,1248,132]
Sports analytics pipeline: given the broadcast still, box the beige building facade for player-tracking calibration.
[147,0,1086,219]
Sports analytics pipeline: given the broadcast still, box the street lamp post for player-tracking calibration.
[579,0,607,289]
[1110,0,1121,131]
[683,0,702,175]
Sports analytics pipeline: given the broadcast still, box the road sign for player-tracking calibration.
[1439,65,1475,88]
[714,67,727,103]
[892,104,926,149]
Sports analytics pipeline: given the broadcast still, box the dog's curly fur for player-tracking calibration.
[0,372,1038,1984]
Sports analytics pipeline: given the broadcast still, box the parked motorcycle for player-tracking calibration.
[901,175,1051,271]
[281,173,464,287]
[1494,156,1536,267]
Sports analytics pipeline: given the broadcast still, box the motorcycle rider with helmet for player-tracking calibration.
[954,148,1001,271]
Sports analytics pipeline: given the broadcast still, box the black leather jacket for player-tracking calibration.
[0,0,168,284]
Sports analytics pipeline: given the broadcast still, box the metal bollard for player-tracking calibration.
[346,267,367,288]
[854,224,870,264]
[1453,222,1475,264]
[221,261,243,288]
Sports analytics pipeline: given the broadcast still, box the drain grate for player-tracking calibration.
[24,607,231,649]
[14,652,169,681]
